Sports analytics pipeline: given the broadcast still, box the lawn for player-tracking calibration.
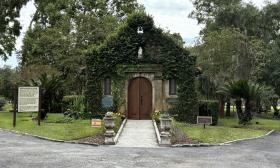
[219,117,280,131]
[174,112,279,144]
[0,112,103,141]
[1,103,12,112]
[174,121,267,144]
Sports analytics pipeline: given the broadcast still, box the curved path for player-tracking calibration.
[0,130,279,168]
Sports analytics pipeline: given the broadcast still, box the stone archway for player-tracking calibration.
[127,77,152,120]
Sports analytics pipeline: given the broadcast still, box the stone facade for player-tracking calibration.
[112,64,178,116]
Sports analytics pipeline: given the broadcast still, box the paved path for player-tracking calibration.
[116,120,158,147]
[0,130,279,168]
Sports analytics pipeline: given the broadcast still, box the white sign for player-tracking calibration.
[18,87,39,112]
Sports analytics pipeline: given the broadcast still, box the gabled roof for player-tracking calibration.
[87,12,194,79]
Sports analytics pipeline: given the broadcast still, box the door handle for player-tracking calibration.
[140,96,143,105]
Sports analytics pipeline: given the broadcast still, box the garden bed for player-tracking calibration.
[74,135,105,145]
[153,119,199,145]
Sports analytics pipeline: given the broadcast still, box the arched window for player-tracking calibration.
[169,79,177,95]
[104,78,111,95]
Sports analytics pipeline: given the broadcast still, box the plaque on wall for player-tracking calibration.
[102,95,113,108]
[166,98,178,104]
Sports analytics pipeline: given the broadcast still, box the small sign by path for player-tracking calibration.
[197,116,212,129]
[92,119,102,127]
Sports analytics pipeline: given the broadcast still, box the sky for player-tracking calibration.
[0,0,278,68]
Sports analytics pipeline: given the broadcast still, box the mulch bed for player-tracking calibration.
[171,136,199,145]
[170,127,200,145]
[75,135,105,145]
[156,122,199,145]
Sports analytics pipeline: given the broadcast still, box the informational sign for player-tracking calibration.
[18,87,39,112]
[197,116,212,125]
[91,119,102,127]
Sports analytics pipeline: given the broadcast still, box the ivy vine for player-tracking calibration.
[86,12,197,122]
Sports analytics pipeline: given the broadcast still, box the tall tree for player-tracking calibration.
[190,0,241,24]
[192,28,261,116]
[260,2,280,43]
[0,65,17,100]
[0,0,28,60]
[190,0,280,116]
[20,0,142,94]
[256,2,280,107]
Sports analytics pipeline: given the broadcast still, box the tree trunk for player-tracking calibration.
[219,98,225,118]
[40,109,47,120]
[256,98,261,114]
[226,99,231,117]
[244,99,252,122]
[235,98,243,123]
[272,98,279,117]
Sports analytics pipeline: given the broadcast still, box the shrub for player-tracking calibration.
[151,111,161,123]
[0,97,6,111]
[63,96,86,119]
[63,95,84,108]
[198,100,219,125]
[112,113,123,133]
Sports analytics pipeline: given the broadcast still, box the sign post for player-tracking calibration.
[13,86,18,127]
[18,87,40,126]
[38,87,42,126]
[197,116,212,129]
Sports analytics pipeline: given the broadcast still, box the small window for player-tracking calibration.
[104,78,111,95]
[169,79,177,95]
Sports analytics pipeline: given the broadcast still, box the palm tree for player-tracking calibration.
[30,73,64,120]
[218,80,261,124]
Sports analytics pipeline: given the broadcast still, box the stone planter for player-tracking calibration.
[159,113,172,145]
[160,118,172,131]
[103,112,116,145]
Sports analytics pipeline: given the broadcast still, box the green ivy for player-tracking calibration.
[86,12,197,122]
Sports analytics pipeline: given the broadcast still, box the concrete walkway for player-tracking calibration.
[115,120,158,148]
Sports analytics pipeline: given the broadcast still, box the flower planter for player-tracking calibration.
[159,113,172,145]
[103,112,116,145]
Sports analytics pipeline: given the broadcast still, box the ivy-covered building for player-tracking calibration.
[86,13,197,122]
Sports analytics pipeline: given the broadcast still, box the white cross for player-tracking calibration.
[137,27,144,34]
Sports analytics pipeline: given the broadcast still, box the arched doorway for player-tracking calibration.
[128,77,152,120]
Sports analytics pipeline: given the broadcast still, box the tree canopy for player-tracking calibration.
[20,0,142,94]
[0,0,28,60]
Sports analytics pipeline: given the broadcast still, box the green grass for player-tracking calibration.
[219,117,280,130]
[174,121,267,144]
[0,112,103,141]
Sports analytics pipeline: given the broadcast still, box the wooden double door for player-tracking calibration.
[128,77,152,120]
